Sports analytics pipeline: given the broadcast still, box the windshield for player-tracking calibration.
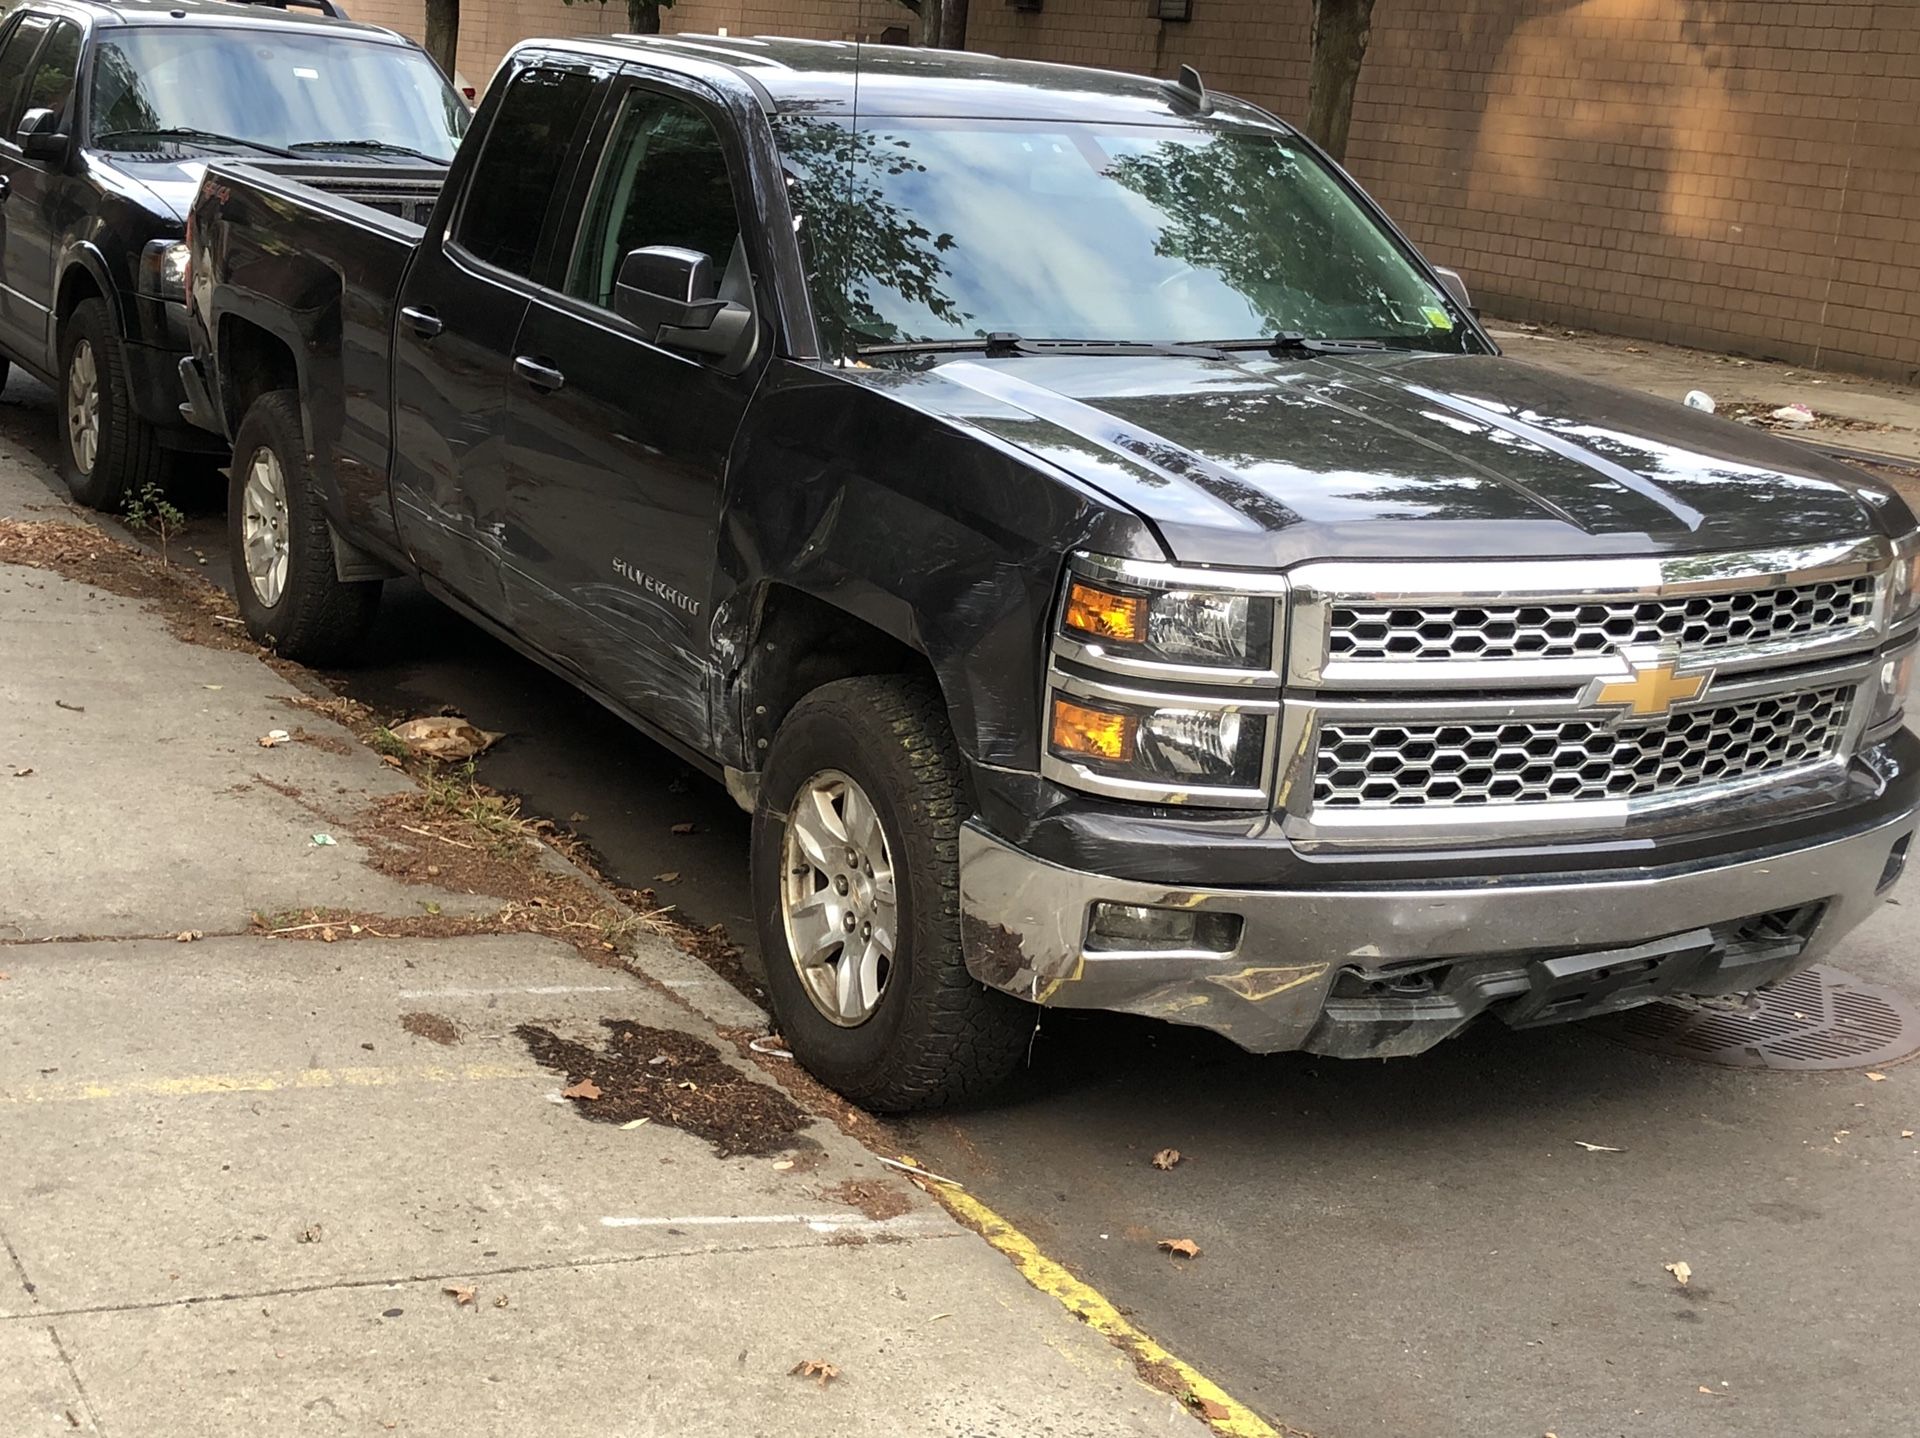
[89,28,467,161]
[774,115,1474,357]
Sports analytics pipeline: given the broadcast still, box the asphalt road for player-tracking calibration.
[15,370,1920,1438]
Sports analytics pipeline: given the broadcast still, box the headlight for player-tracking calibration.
[139,239,189,302]
[1867,641,1917,735]
[1047,687,1270,796]
[1891,529,1920,622]
[1059,562,1275,672]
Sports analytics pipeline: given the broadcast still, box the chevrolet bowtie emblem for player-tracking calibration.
[1583,654,1711,718]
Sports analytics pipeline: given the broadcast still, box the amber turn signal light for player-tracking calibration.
[1064,580,1147,644]
[1050,696,1137,764]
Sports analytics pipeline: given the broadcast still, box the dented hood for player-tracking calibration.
[852,350,1910,567]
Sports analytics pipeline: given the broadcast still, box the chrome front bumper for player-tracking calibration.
[957,805,1917,1056]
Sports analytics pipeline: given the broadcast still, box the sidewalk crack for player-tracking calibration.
[50,1324,108,1436]
[1,1223,37,1304]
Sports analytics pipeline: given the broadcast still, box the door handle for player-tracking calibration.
[513,355,565,392]
[400,305,442,339]
[0,176,12,202]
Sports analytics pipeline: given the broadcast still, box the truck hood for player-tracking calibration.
[854,350,1910,566]
[100,156,208,223]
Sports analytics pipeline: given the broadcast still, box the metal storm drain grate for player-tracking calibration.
[1592,965,1920,1071]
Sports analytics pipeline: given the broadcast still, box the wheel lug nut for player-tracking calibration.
[842,912,857,933]
[833,875,849,895]
[861,922,871,940]
[845,848,860,867]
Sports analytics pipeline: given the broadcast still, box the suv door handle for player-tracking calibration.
[400,305,442,339]
[0,176,12,202]
[513,355,565,393]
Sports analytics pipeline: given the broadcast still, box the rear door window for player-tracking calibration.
[0,13,52,137]
[454,64,598,280]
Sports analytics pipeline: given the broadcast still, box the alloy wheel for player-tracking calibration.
[780,769,900,1026]
[240,446,291,608]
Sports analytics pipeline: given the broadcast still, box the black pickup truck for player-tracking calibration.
[183,37,1920,1111]
[0,0,464,509]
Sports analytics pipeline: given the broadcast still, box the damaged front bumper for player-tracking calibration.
[957,804,1917,1058]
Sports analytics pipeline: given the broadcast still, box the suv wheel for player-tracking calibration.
[59,297,170,511]
[751,675,1033,1112]
[228,389,381,663]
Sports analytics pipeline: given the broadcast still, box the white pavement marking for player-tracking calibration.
[394,984,626,998]
[599,1213,951,1238]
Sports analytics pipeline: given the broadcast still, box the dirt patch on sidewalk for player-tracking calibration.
[400,1011,462,1046]
[516,1018,811,1158]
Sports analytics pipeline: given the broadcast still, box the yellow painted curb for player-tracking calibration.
[933,1183,1292,1438]
[0,1063,541,1103]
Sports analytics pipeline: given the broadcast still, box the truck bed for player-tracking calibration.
[196,158,445,551]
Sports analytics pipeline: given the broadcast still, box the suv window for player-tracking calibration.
[455,65,597,279]
[567,90,742,311]
[21,19,81,126]
[0,13,51,137]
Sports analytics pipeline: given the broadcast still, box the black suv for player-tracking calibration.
[0,0,465,508]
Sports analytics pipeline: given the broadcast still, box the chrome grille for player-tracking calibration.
[1328,576,1875,663]
[1313,686,1854,809]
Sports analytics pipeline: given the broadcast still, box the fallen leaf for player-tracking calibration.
[258,729,291,748]
[10,767,31,777]
[1574,1141,1623,1152]
[671,822,696,835]
[789,1359,839,1387]
[1665,1261,1692,1287]
[619,1117,651,1130]
[320,927,337,943]
[1903,1130,1915,1139]
[174,930,201,943]
[389,715,501,761]
[381,755,403,768]
[443,1284,475,1306]
[1188,1396,1231,1420]
[772,1159,795,1171]
[1159,1237,1201,1259]
[1151,1148,1181,1170]
[562,1078,602,1101]
[1867,1072,1888,1082]
[655,871,681,883]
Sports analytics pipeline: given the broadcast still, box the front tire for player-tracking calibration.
[228,390,380,664]
[59,297,170,511]
[752,675,1033,1113]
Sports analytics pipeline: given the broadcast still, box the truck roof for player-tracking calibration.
[532,34,1282,127]
[28,0,411,45]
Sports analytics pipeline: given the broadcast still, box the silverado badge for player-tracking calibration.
[1581,652,1711,719]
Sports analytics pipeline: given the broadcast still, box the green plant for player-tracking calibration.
[122,479,186,563]
[370,726,412,760]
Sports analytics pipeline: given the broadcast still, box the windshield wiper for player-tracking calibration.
[1198,334,1393,357]
[289,139,443,163]
[94,127,298,158]
[855,332,1229,360]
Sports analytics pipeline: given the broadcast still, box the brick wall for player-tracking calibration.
[358,0,1920,382]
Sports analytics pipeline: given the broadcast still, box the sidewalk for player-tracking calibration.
[0,453,1190,1433]
[1486,321,1920,467]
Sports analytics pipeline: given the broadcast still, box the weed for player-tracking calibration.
[122,480,186,564]
[369,726,411,760]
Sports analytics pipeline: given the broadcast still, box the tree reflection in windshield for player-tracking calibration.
[772,113,1472,358]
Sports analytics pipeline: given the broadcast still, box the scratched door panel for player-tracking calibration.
[497,292,747,747]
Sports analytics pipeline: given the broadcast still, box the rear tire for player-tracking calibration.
[751,675,1033,1113]
[228,389,380,664]
[59,297,171,511]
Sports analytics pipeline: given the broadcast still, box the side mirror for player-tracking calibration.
[612,245,752,359]
[1432,265,1478,320]
[17,107,70,166]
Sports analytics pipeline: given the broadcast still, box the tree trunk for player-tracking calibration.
[1304,0,1375,164]
[936,0,967,49]
[423,0,459,79]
